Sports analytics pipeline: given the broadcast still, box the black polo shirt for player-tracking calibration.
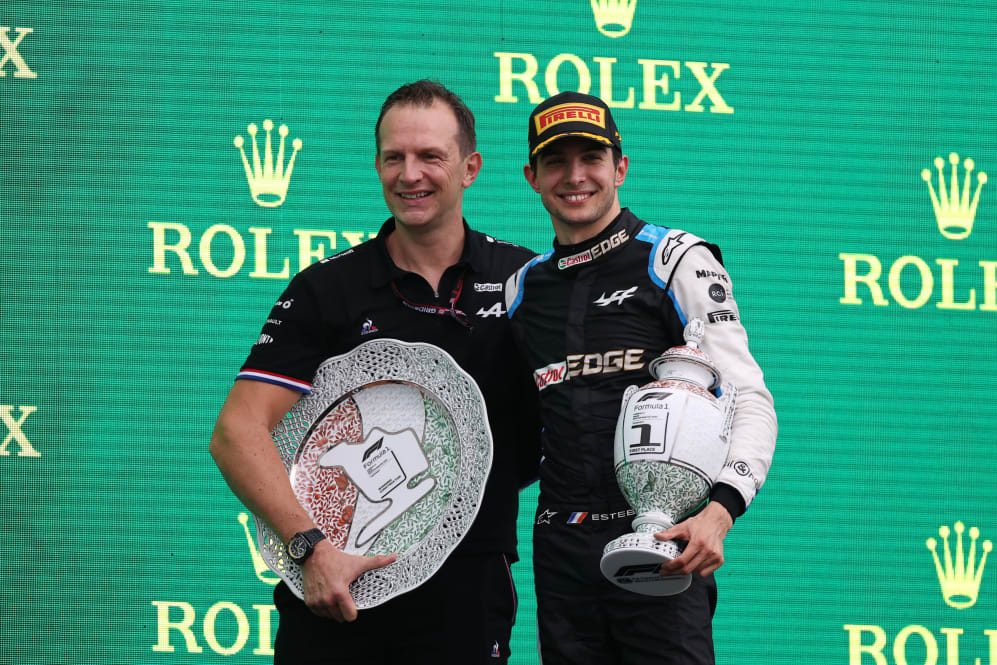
[238,218,541,557]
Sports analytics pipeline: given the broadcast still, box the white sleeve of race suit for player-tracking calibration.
[667,245,777,509]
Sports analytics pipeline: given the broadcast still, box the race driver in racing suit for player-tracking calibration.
[505,91,778,665]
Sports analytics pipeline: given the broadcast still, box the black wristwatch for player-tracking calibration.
[287,528,326,565]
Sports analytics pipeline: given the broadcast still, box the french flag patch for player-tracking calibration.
[566,512,588,524]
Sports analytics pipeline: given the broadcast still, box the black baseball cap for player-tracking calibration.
[527,91,622,158]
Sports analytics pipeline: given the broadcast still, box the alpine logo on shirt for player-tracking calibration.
[476,302,505,318]
[593,286,638,306]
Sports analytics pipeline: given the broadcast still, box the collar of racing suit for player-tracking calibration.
[550,208,642,270]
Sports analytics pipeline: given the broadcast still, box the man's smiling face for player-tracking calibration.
[525,137,628,244]
[376,100,479,233]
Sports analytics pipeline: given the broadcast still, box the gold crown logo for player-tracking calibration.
[921,153,986,240]
[590,0,637,38]
[926,521,992,609]
[238,512,280,585]
[234,119,303,208]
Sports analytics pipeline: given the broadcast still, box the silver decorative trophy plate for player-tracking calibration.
[600,319,736,596]
[255,338,493,608]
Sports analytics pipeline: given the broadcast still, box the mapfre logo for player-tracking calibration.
[0,27,37,79]
[151,513,277,658]
[843,519,995,665]
[840,153,995,312]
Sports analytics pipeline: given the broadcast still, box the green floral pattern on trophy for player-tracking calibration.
[617,461,708,532]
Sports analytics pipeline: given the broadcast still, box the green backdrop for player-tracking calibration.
[2,2,995,663]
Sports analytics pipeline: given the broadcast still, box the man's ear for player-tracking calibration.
[615,154,629,188]
[462,151,483,188]
[524,164,541,193]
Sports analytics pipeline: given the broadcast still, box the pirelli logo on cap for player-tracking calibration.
[535,103,606,135]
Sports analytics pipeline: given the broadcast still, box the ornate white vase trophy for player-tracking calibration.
[253,339,493,608]
[600,318,736,595]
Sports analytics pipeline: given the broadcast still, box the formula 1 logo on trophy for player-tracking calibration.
[601,318,736,595]
[254,339,493,608]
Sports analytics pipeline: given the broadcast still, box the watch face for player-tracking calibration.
[288,536,308,560]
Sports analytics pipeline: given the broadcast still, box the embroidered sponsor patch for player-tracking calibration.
[707,309,738,322]
[558,249,593,270]
[534,102,606,134]
[534,361,568,390]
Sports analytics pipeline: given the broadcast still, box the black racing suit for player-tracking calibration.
[506,209,777,665]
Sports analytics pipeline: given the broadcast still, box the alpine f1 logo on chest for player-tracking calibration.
[557,229,629,270]
[594,286,637,306]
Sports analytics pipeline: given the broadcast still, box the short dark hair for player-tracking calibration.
[529,142,622,172]
[375,79,476,156]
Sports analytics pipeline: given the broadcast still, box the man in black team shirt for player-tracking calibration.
[210,80,539,665]
[505,91,778,664]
